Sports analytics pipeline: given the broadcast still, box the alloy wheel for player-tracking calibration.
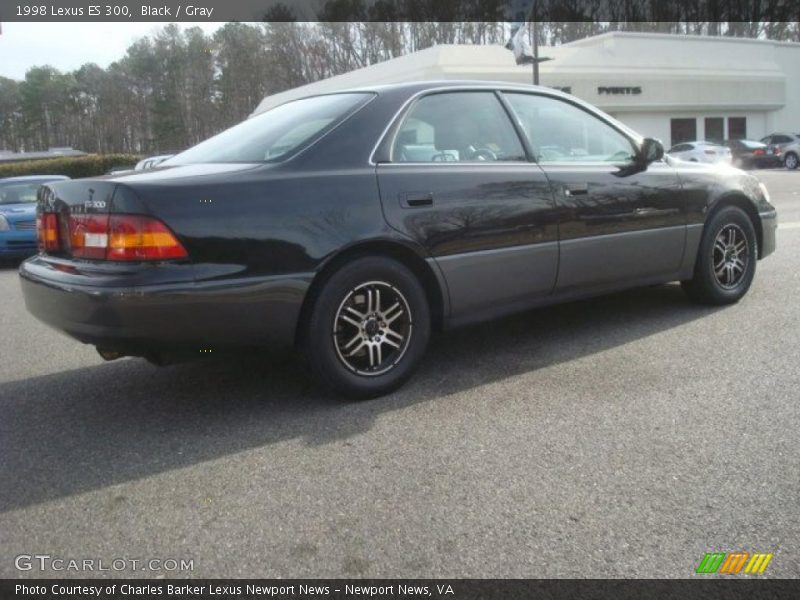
[712,224,749,289]
[333,281,413,376]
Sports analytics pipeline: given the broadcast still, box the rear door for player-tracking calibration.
[375,90,558,321]
[502,92,686,294]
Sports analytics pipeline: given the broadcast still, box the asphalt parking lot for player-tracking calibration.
[1,169,798,579]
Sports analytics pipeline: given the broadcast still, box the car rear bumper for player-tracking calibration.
[19,256,313,353]
[760,209,777,259]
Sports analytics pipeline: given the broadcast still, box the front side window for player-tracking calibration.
[392,92,526,163]
[504,93,637,163]
[164,93,373,165]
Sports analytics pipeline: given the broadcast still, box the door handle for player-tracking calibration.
[400,192,434,208]
[632,207,680,218]
[564,184,589,196]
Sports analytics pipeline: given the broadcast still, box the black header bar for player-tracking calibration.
[1,0,798,22]
[2,579,800,600]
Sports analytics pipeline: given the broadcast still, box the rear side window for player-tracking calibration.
[391,92,526,163]
[164,93,373,164]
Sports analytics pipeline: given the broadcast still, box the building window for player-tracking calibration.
[705,118,724,144]
[671,118,697,146]
[728,117,747,140]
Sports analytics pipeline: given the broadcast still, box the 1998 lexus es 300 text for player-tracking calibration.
[20,81,777,398]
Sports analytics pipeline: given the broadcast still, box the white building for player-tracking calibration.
[253,31,800,147]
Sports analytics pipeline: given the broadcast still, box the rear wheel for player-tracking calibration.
[304,256,431,399]
[785,152,798,170]
[681,206,757,305]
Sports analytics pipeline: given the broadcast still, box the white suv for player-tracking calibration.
[760,133,800,169]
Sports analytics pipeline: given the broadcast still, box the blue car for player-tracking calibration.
[0,175,69,261]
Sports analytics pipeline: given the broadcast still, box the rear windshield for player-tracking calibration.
[0,182,43,204]
[164,93,373,165]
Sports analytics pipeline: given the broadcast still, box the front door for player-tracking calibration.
[502,92,686,294]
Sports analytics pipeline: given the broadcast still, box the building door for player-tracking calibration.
[671,118,696,146]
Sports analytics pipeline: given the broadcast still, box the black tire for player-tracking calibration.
[304,256,431,399]
[785,152,799,170]
[681,206,757,305]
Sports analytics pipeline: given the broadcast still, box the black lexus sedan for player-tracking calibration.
[725,139,783,170]
[20,81,777,398]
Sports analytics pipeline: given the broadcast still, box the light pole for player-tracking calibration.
[506,0,551,82]
[529,4,550,85]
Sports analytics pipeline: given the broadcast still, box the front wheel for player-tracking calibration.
[304,256,431,399]
[681,206,757,305]
[785,152,798,170]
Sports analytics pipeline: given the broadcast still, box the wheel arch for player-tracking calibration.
[295,238,448,347]
[707,192,763,258]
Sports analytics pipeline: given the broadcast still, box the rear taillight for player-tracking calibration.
[69,214,109,259]
[37,213,60,252]
[753,149,765,156]
[107,215,187,261]
[39,212,187,261]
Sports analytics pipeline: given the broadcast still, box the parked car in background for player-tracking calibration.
[759,133,800,169]
[667,141,733,165]
[0,175,69,262]
[20,82,777,398]
[134,154,173,170]
[725,139,782,170]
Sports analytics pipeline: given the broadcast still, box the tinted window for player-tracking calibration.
[728,117,747,140]
[504,93,636,163]
[164,93,373,164]
[671,118,697,146]
[705,118,724,144]
[773,135,792,144]
[392,92,525,162]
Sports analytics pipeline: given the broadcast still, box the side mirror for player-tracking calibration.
[640,138,664,165]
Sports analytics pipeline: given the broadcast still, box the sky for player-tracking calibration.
[0,22,224,80]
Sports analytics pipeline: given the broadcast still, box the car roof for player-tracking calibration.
[0,175,70,183]
[320,79,583,102]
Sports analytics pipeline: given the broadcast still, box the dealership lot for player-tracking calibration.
[1,169,798,578]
